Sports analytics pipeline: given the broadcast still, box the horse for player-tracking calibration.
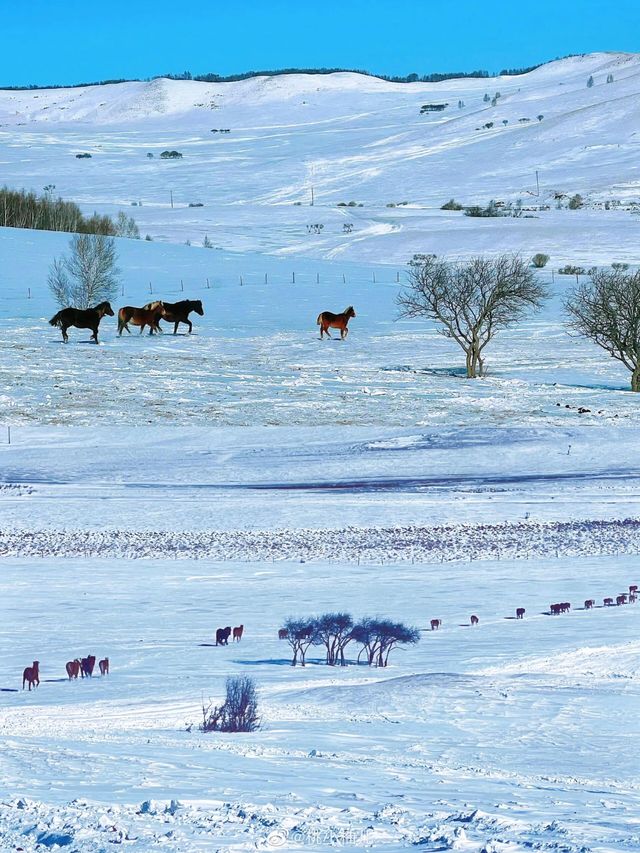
[22,661,40,691]
[66,659,81,680]
[470,615,479,626]
[216,626,232,646]
[49,301,114,343]
[629,584,638,594]
[99,657,109,676]
[81,655,96,677]
[233,625,244,642]
[584,599,595,610]
[616,594,627,606]
[278,628,289,640]
[550,603,561,615]
[430,619,441,631]
[118,303,164,336]
[516,607,525,619]
[316,306,356,339]
[153,299,204,334]
[603,597,614,607]
[630,592,638,603]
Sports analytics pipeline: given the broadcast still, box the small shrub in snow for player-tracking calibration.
[587,75,594,88]
[558,265,586,276]
[537,114,544,121]
[532,253,550,268]
[145,234,153,241]
[75,152,92,159]
[612,262,629,271]
[146,152,154,158]
[160,150,183,159]
[203,234,213,248]
[200,676,260,732]
[464,201,502,218]
[568,194,584,210]
[606,73,614,84]
[188,202,204,208]
[441,199,464,211]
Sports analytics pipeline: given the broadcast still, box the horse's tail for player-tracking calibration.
[117,308,127,333]
[316,313,323,326]
[49,310,64,327]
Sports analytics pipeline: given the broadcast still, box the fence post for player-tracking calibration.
[206,277,210,289]
[373,272,376,283]
[265,273,268,285]
[180,279,184,292]
[316,273,319,284]
[7,426,10,446]
[149,282,152,294]
[396,271,400,283]
[343,274,346,284]
[240,275,243,286]
[27,287,31,299]
[292,272,295,284]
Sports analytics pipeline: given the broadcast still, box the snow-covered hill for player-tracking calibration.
[1,52,640,261]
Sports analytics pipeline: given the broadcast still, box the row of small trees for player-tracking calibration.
[0,186,119,235]
[398,254,640,391]
[281,613,420,667]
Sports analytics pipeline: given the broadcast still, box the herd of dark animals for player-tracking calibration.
[49,299,205,343]
[19,587,638,688]
[48,300,357,343]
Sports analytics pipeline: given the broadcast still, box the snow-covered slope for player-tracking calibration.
[1,52,640,261]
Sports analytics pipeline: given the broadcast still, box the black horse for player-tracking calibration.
[49,301,114,343]
[216,626,232,646]
[156,299,204,334]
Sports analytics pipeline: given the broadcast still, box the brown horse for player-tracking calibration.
[99,657,109,676]
[430,619,441,631]
[66,659,81,680]
[233,625,244,642]
[316,306,356,339]
[584,599,595,610]
[22,661,40,690]
[516,607,526,619]
[278,628,288,640]
[470,615,479,626]
[118,302,164,335]
[150,299,204,334]
[49,301,114,343]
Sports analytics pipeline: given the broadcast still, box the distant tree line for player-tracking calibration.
[0,186,137,238]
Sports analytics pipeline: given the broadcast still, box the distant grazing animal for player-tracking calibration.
[616,594,627,606]
[278,628,288,640]
[516,607,525,619]
[561,602,571,613]
[22,661,40,691]
[153,299,204,334]
[316,306,356,339]
[81,655,96,677]
[65,659,81,680]
[49,301,114,343]
[630,592,637,603]
[470,615,479,626]
[584,599,595,610]
[629,584,638,594]
[604,597,614,606]
[99,657,109,676]
[232,625,244,642]
[430,619,441,631]
[117,303,164,335]
[216,626,232,646]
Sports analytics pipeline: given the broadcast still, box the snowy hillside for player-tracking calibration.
[1,52,640,261]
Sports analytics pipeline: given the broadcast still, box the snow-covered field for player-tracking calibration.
[1,52,640,852]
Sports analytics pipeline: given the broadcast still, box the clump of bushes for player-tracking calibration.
[464,201,502,218]
[188,202,204,208]
[558,264,586,276]
[612,262,629,271]
[160,150,183,159]
[568,194,584,210]
[280,613,419,667]
[75,152,92,159]
[532,253,550,268]
[441,199,464,211]
[200,676,260,733]
[337,201,362,207]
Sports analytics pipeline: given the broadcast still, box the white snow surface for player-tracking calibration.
[1,53,640,852]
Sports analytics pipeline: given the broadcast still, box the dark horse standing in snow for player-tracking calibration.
[316,306,356,339]
[49,301,114,343]
[146,299,204,334]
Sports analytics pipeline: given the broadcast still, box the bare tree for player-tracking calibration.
[565,268,640,392]
[48,234,120,308]
[200,676,260,733]
[397,254,548,377]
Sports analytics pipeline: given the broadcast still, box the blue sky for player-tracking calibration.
[1,0,638,86]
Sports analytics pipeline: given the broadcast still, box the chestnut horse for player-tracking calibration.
[233,625,244,642]
[584,599,595,610]
[49,301,114,343]
[470,615,479,626]
[278,628,288,640]
[430,619,441,631]
[118,302,164,335]
[148,299,204,334]
[66,659,81,680]
[22,661,40,690]
[316,306,356,339]
[516,607,525,619]
[99,657,109,675]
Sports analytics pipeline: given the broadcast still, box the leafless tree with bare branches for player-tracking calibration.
[565,268,640,392]
[397,254,548,378]
[48,234,120,308]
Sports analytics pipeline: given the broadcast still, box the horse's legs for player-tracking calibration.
[61,325,69,343]
[187,319,193,334]
[92,326,99,344]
